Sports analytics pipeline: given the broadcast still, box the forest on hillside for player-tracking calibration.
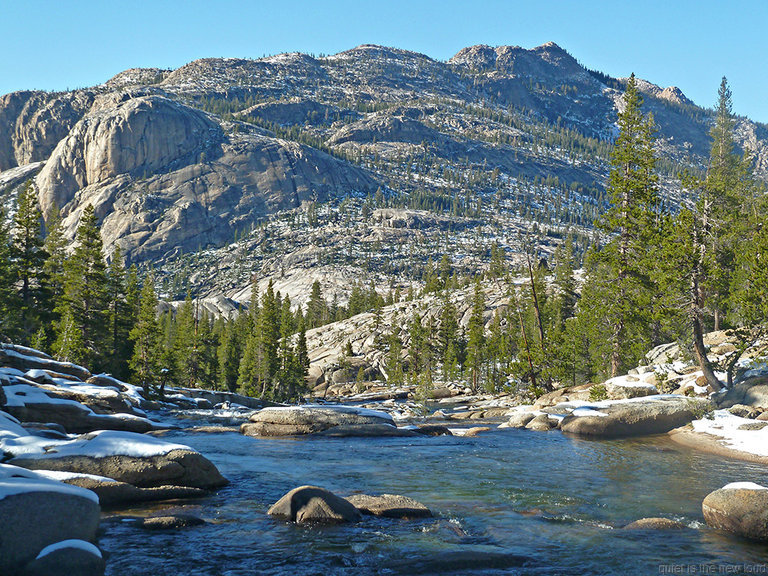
[0,76,764,402]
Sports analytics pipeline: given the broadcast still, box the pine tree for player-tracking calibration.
[129,273,162,396]
[0,210,21,340]
[580,74,660,378]
[466,278,486,392]
[105,247,132,379]
[11,180,48,343]
[53,205,109,369]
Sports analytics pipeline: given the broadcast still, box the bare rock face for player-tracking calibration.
[702,483,768,541]
[36,94,221,217]
[0,90,93,171]
[268,485,362,524]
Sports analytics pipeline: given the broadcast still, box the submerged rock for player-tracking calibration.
[702,482,768,541]
[268,485,362,524]
[139,515,207,530]
[346,493,432,519]
[241,405,396,437]
[623,517,687,530]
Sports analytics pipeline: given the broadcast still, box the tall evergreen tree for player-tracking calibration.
[53,205,109,368]
[579,74,660,378]
[105,247,132,379]
[129,273,162,395]
[11,180,48,343]
[466,278,486,392]
[0,210,21,340]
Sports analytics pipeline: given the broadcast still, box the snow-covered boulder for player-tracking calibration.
[702,482,768,541]
[559,396,711,438]
[0,346,91,381]
[604,374,659,400]
[268,485,362,524]
[7,430,228,489]
[3,382,160,434]
[241,404,397,437]
[23,539,105,576]
[0,464,100,575]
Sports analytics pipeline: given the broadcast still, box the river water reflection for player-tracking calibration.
[100,421,768,575]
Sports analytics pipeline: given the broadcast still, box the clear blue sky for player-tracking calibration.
[2,0,767,122]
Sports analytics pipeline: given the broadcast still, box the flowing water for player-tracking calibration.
[99,416,768,575]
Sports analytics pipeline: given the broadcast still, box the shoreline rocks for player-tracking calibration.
[702,482,768,541]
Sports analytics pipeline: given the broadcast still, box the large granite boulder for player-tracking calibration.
[268,485,362,524]
[9,430,227,489]
[346,494,432,519]
[0,464,100,575]
[241,405,397,437]
[702,482,768,541]
[560,396,711,438]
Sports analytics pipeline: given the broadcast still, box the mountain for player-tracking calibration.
[1,42,767,303]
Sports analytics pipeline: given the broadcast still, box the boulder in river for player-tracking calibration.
[268,485,362,524]
[346,493,432,518]
[559,396,710,438]
[623,517,687,530]
[702,482,768,541]
[241,404,397,437]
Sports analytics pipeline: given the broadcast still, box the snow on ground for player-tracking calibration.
[34,470,117,483]
[0,463,99,503]
[35,539,102,560]
[3,383,95,410]
[268,404,395,422]
[692,410,768,457]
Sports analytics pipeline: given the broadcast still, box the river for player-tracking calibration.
[98,414,768,575]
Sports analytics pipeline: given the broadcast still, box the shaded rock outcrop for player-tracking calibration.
[268,485,362,524]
